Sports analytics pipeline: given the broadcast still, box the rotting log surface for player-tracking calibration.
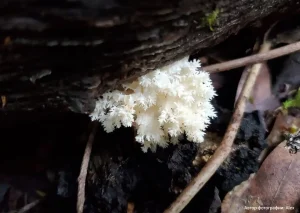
[0,0,299,113]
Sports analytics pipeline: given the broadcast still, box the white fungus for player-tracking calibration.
[90,57,217,152]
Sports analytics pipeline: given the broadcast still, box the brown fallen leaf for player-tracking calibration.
[266,111,296,147]
[248,142,300,212]
[259,110,300,162]
[222,142,300,213]
[222,174,256,213]
[235,63,280,113]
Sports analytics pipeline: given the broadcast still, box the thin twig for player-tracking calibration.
[12,199,41,213]
[163,41,272,213]
[77,121,99,213]
[203,40,300,73]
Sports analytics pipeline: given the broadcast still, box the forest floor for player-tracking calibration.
[1,13,300,213]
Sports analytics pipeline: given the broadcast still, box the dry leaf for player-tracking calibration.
[267,110,300,148]
[259,110,300,163]
[248,142,300,212]
[222,174,256,213]
[235,63,280,113]
[266,111,295,147]
[222,142,300,213]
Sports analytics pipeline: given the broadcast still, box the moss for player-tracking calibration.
[201,9,220,31]
[283,89,300,110]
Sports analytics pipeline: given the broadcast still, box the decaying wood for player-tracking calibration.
[0,0,299,113]
[164,41,272,213]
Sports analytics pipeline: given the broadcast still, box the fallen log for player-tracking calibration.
[0,0,299,113]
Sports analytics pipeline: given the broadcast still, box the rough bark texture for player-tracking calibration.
[0,0,299,113]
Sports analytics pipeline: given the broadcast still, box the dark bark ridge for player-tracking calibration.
[0,0,298,113]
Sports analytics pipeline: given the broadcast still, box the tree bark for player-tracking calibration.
[0,0,299,113]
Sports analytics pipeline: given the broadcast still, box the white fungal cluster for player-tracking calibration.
[90,57,217,152]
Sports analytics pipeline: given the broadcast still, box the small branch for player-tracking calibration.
[163,41,272,213]
[13,200,40,213]
[77,121,99,213]
[203,40,300,73]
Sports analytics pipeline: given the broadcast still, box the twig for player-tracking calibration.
[77,121,99,213]
[11,199,41,213]
[202,40,300,73]
[163,41,272,213]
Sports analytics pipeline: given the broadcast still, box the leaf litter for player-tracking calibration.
[2,16,300,213]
